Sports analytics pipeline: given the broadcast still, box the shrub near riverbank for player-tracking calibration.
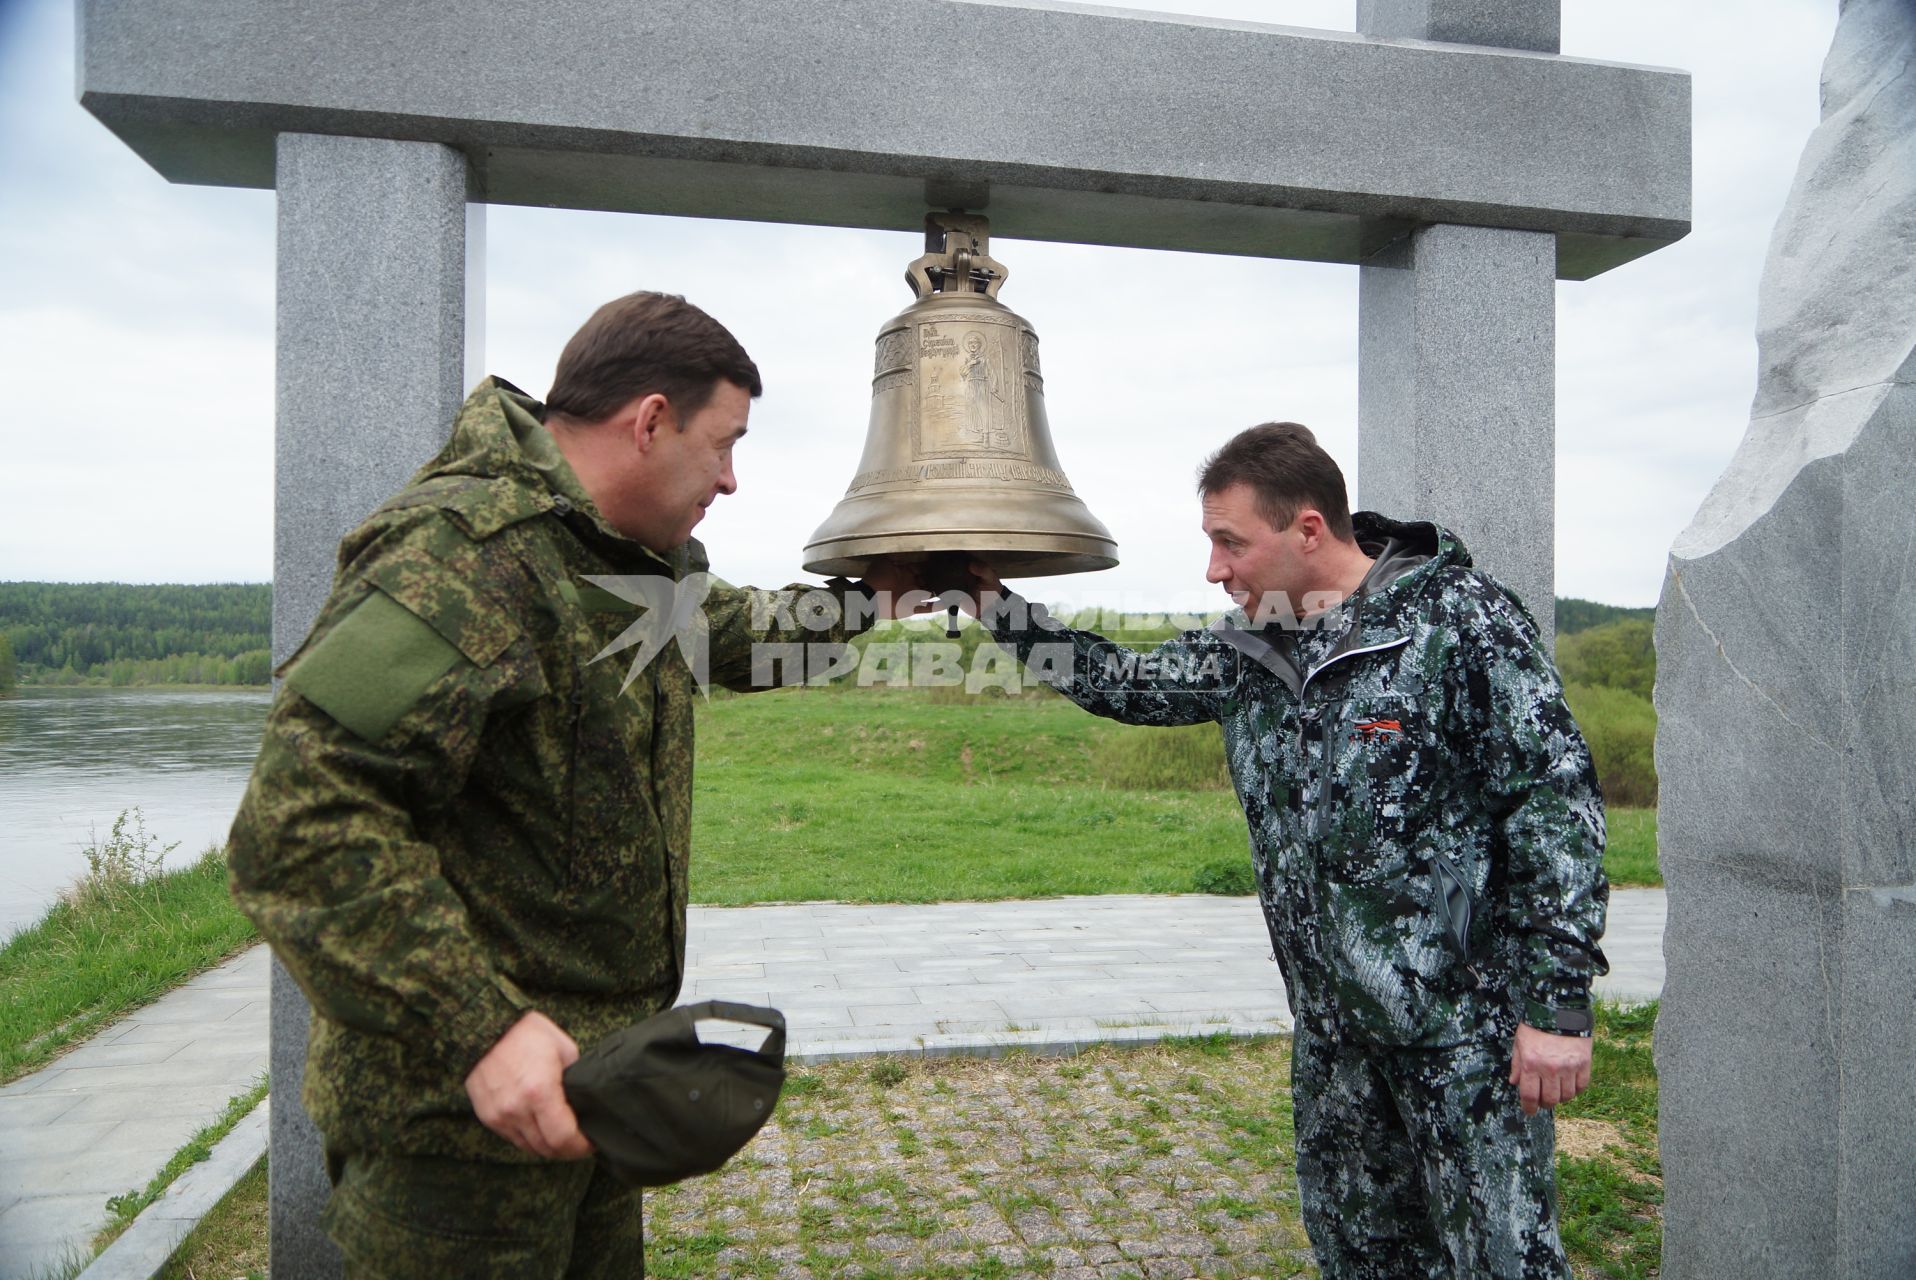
[0,811,256,1085]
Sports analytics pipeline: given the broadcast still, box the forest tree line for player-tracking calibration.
[0,582,271,688]
[1554,598,1658,807]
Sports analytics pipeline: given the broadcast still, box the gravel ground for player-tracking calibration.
[645,1037,1318,1279]
[148,1015,1660,1278]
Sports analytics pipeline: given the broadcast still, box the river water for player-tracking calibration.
[0,686,271,941]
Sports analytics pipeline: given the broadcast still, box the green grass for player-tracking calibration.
[1555,1001,1663,1278]
[1606,807,1659,887]
[154,1154,267,1280]
[690,686,1250,903]
[0,833,257,1086]
[691,685,1662,899]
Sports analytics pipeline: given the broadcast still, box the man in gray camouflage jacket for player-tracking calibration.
[961,421,1608,1278]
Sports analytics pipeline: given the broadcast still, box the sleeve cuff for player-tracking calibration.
[982,591,1049,643]
[821,577,882,642]
[1523,999,1595,1037]
[439,972,535,1074]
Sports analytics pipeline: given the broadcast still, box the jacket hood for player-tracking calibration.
[417,376,589,503]
[413,376,692,576]
[1348,511,1471,619]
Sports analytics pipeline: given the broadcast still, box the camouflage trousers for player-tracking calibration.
[1292,1029,1573,1279]
[323,1149,643,1278]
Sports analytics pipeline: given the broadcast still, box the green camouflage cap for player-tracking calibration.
[563,1000,786,1188]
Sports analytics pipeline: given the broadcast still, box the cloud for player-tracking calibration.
[0,301,273,582]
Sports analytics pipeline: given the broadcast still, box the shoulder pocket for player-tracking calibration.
[361,553,522,670]
[284,588,466,742]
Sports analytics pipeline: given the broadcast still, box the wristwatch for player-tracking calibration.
[1550,1007,1594,1036]
[1525,999,1595,1037]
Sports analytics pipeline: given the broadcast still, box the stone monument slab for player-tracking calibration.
[268,132,483,1280]
[1657,1,1916,1273]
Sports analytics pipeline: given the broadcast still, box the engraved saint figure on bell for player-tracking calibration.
[916,322,1021,457]
[959,331,1008,449]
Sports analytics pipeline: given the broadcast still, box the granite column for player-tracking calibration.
[1355,1,1561,641]
[270,133,483,1280]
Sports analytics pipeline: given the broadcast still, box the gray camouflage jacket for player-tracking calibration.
[986,513,1608,1047]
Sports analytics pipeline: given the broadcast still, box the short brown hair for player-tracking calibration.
[1197,422,1355,541]
[546,291,762,425]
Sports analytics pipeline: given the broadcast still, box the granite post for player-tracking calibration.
[1356,0,1560,54]
[271,133,482,1278]
[1355,2,1561,642]
[1656,2,1916,1275]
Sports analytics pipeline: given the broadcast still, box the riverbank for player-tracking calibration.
[10,679,266,691]
[0,687,271,939]
[0,840,256,1086]
[0,680,1663,940]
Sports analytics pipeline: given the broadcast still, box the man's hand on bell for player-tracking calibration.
[852,555,1007,619]
[857,558,930,620]
[934,559,1003,617]
[1508,1021,1594,1116]
[465,1010,595,1160]
[964,559,1004,602]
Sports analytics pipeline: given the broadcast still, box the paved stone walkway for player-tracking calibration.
[686,889,1666,1059]
[0,945,270,1279]
[0,890,1664,1278]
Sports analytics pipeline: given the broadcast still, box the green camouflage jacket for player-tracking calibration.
[986,513,1608,1047]
[228,377,868,1159]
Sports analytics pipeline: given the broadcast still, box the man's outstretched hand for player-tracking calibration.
[854,556,1005,619]
[465,1010,594,1160]
[1509,1021,1594,1116]
[961,560,1003,604]
[926,558,1002,616]
[857,559,931,620]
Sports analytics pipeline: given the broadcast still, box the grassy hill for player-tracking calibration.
[690,680,1660,895]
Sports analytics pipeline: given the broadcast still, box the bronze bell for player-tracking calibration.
[802,213,1119,579]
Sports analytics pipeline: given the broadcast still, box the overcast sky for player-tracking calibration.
[0,0,1838,609]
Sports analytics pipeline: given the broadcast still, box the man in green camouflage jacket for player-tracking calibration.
[228,292,910,1277]
[962,422,1608,1278]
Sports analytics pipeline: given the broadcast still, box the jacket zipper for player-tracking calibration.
[1297,635,1411,846]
